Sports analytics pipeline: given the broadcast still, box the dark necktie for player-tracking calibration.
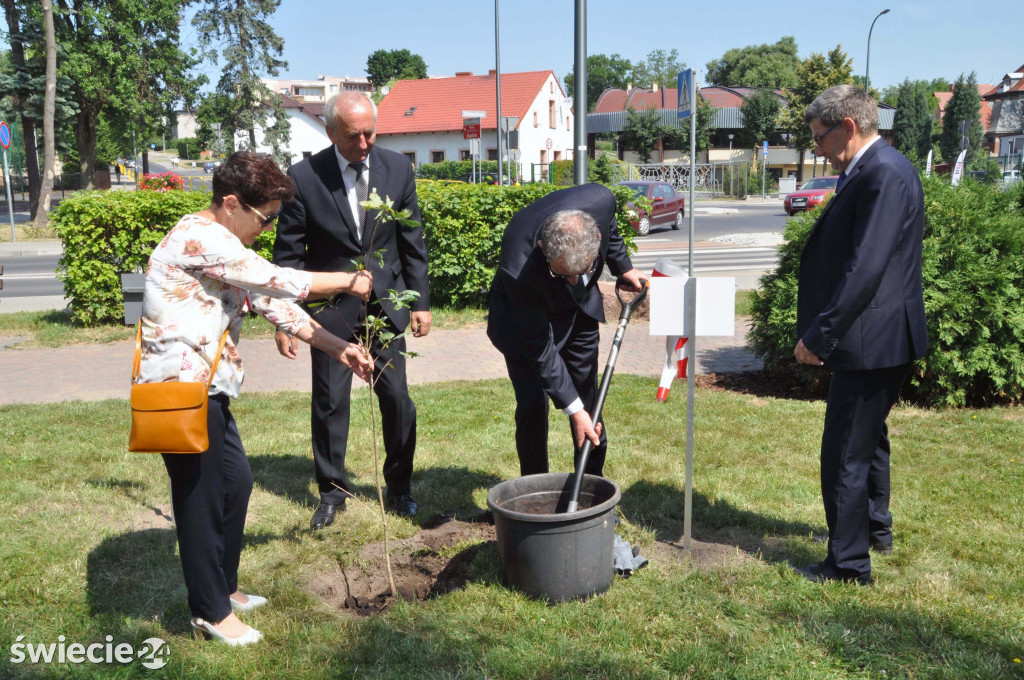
[836,172,847,191]
[350,162,367,240]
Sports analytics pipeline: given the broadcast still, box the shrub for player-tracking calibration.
[747,176,1024,407]
[173,138,201,161]
[417,160,501,180]
[138,172,185,192]
[55,183,640,324]
[549,159,574,186]
[53,191,210,325]
[414,182,637,307]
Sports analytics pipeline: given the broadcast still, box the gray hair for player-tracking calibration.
[804,84,878,135]
[324,91,378,132]
[538,209,601,274]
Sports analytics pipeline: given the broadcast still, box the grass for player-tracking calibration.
[1,377,1022,679]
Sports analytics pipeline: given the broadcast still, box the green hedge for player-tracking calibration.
[53,184,638,325]
[747,177,1024,407]
[417,160,501,180]
[53,191,210,326]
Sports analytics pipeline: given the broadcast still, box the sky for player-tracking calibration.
[182,0,1020,96]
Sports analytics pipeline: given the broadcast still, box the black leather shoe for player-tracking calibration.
[385,490,417,517]
[870,541,893,556]
[310,501,344,530]
[793,562,872,586]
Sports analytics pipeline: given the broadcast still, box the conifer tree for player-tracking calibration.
[892,79,932,162]
[939,72,984,168]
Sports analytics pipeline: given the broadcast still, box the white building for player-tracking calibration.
[373,70,574,180]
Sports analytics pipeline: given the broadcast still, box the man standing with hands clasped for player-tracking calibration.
[793,85,928,586]
[488,184,644,478]
[274,91,431,528]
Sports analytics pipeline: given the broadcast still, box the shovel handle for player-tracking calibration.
[616,279,649,322]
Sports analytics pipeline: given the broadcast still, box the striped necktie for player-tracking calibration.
[350,162,367,240]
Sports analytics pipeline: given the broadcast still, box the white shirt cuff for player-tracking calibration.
[562,398,584,416]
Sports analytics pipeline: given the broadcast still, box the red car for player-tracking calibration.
[617,181,686,236]
[784,175,839,216]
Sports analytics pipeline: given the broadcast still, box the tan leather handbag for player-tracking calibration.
[128,325,230,454]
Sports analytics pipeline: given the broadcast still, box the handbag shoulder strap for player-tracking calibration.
[131,324,231,387]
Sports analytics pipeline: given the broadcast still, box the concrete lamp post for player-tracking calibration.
[865,9,890,94]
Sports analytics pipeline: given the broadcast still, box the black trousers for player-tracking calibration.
[504,312,607,477]
[820,363,910,578]
[310,329,416,505]
[163,393,252,622]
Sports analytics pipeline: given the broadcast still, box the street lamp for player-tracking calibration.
[728,133,734,196]
[865,9,890,94]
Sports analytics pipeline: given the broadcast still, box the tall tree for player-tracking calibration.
[2,0,41,215]
[704,36,800,89]
[33,0,54,228]
[630,48,686,90]
[365,48,427,90]
[619,108,663,163]
[51,0,199,188]
[563,52,632,111]
[737,89,781,148]
[193,0,290,159]
[778,45,854,181]
[891,79,932,162]
[881,78,947,114]
[938,72,984,168]
[664,97,717,153]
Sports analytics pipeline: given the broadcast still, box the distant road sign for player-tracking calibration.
[762,140,768,157]
[462,117,481,139]
[0,121,9,149]
[677,71,693,119]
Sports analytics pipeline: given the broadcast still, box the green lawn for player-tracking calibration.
[1,377,1022,678]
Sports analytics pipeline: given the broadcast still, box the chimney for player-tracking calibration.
[652,82,659,92]
[455,71,473,77]
[488,69,496,76]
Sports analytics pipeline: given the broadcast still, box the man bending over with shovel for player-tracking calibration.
[488,184,644,477]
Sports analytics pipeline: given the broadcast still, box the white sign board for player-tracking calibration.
[649,275,735,336]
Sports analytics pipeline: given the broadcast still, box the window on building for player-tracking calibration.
[329,84,338,93]
[403,151,417,166]
[431,150,445,163]
[567,116,571,132]
[459,149,472,161]
[553,151,561,162]
[486,148,498,161]
[533,111,539,127]
[549,101,556,128]
[550,82,554,94]
[540,149,547,165]
[295,87,323,97]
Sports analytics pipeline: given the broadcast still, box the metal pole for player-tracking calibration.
[683,69,697,551]
[687,70,695,276]
[4,149,15,243]
[865,9,890,94]
[494,0,503,187]
[573,0,587,185]
[728,134,734,197]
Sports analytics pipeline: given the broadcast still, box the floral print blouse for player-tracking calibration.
[138,213,313,398]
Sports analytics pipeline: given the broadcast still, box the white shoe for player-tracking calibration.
[229,593,268,612]
[191,618,262,646]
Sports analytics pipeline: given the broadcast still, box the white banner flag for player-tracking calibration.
[951,149,967,186]
[925,149,933,178]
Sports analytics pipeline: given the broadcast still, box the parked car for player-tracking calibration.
[203,161,216,173]
[784,175,839,216]
[616,180,685,236]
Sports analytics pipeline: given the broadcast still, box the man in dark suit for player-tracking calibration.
[274,91,431,528]
[488,184,643,477]
[794,85,928,585]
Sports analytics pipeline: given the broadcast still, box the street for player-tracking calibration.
[0,200,790,312]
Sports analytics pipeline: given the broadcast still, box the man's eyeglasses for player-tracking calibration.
[549,257,598,281]
[813,122,842,147]
[242,202,282,228]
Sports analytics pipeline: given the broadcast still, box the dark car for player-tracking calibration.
[784,175,839,216]
[616,180,686,236]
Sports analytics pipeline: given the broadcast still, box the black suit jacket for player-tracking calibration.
[797,139,928,371]
[487,184,633,408]
[273,146,430,333]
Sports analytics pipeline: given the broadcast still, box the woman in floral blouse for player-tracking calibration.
[139,151,372,646]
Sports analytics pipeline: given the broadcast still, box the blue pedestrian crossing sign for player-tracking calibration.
[762,140,768,157]
[0,121,10,149]
[677,70,693,119]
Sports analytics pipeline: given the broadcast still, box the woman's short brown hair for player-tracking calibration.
[211,152,295,207]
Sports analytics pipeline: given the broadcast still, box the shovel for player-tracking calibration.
[566,279,649,513]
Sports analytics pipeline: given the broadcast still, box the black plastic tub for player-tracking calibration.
[486,473,621,602]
